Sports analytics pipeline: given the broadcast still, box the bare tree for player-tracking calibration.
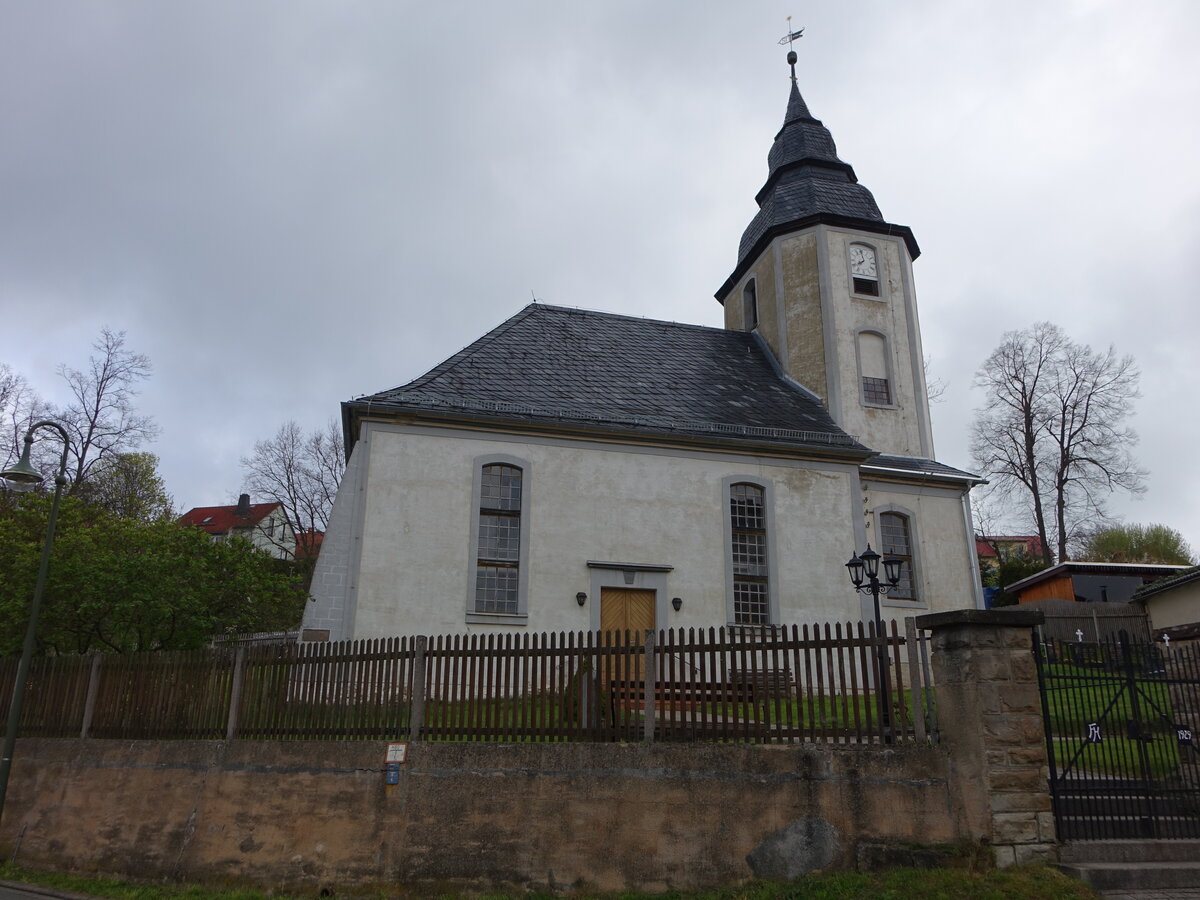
[0,367,49,475]
[970,323,1064,565]
[971,322,1144,564]
[56,328,159,493]
[1046,337,1146,561]
[241,420,346,560]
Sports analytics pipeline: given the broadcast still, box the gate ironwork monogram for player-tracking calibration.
[1035,633,1200,840]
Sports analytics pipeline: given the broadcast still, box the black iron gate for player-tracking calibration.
[1035,633,1200,840]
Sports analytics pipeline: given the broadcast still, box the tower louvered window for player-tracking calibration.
[475,464,522,614]
[730,483,770,624]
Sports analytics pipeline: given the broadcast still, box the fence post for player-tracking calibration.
[643,629,656,744]
[225,646,246,741]
[903,618,927,744]
[409,636,427,742]
[80,654,103,739]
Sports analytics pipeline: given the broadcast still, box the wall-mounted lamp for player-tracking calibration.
[575,592,587,607]
[671,597,683,612]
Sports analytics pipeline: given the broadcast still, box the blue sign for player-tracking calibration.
[385,762,401,785]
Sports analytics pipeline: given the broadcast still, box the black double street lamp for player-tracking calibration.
[845,544,904,735]
[0,421,70,824]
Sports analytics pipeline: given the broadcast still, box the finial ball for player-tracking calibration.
[786,50,797,66]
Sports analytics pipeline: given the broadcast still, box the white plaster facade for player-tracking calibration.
[303,422,980,641]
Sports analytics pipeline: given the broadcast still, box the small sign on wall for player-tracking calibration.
[384,742,409,786]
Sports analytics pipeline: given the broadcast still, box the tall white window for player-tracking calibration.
[729,482,770,624]
[474,463,523,615]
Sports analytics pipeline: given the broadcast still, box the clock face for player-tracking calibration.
[849,245,877,278]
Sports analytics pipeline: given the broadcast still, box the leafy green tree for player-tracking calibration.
[1079,522,1195,565]
[0,494,305,655]
[74,451,174,522]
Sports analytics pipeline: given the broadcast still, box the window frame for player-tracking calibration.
[722,476,779,626]
[874,505,924,607]
[466,454,531,625]
[855,329,898,410]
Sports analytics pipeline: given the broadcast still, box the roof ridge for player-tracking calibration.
[528,302,732,335]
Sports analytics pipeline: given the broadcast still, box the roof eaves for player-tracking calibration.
[347,398,874,460]
[859,462,985,486]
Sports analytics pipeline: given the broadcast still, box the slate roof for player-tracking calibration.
[348,303,869,456]
[717,78,918,302]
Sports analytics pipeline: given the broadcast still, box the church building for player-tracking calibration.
[301,56,984,643]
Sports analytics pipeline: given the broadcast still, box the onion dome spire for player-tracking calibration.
[716,46,918,303]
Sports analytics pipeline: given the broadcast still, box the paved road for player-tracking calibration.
[1102,893,1200,900]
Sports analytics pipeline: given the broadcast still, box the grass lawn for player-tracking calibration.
[0,862,1099,900]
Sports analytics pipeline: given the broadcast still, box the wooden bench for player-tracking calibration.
[607,670,793,713]
[730,668,795,703]
[607,679,755,713]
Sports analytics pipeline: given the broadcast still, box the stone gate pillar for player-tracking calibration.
[916,609,1056,867]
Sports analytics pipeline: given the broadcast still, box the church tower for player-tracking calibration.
[715,52,935,460]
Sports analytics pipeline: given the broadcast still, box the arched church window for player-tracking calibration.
[879,512,917,601]
[474,462,523,615]
[743,278,758,331]
[849,243,881,297]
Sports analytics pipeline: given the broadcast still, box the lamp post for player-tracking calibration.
[845,544,904,737]
[0,420,70,824]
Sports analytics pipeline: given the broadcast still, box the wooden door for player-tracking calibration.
[600,588,656,693]
[600,587,656,635]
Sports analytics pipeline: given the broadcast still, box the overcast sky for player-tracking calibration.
[3,1,1199,557]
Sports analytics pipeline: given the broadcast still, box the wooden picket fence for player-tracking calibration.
[0,621,936,745]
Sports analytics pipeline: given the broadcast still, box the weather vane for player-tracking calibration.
[778,16,804,80]
[778,17,804,47]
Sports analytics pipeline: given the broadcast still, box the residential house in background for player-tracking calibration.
[302,57,987,643]
[1004,561,1189,606]
[975,535,1047,576]
[1132,566,1200,645]
[179,494,295,560]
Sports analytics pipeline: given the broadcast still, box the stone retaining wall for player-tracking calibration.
[0,610,1055,892]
